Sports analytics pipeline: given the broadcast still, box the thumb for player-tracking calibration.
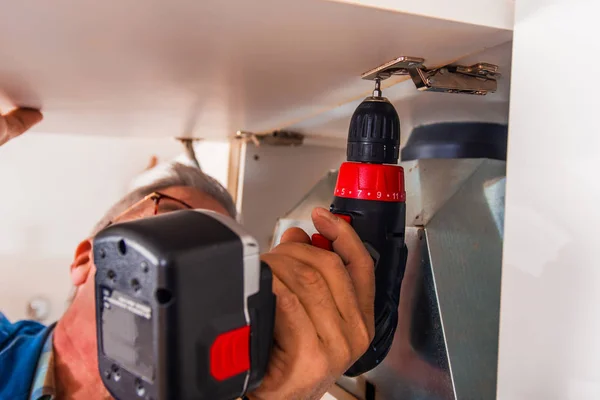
[279,227,311,244]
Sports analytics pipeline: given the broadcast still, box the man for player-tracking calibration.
[0,108,375,400]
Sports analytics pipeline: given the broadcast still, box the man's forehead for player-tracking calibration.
[159,186,229,215]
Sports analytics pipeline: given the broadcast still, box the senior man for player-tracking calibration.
[0,108,375,400]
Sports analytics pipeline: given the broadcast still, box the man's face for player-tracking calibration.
[69,185,231,302]
[64,186,231,399]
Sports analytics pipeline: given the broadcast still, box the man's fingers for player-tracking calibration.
[262,256,317,352]
[270,242,369,362]
[279,227,311,245]
[271,243,360,325]
[311,207,375,337]
[0,108,43,144]
[267,253,343,342]
[265,252,352,373]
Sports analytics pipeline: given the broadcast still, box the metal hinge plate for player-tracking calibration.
[236,130,304,147]
[361,57,501,95]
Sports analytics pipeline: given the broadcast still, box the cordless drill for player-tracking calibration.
[93,80,406,399]
[312,78,407,376]
[94,210,275,400]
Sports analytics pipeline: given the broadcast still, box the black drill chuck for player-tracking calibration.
[347,83,400,164]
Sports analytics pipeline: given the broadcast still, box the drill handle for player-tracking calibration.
[312,196,407,376]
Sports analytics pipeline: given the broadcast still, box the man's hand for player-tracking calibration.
[0,108,43,146]
[252,207,375,400]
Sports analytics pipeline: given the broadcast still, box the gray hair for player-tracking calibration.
[90,162,237,236]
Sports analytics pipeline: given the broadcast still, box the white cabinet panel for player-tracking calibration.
[330,0,514,29]
[0,0,512,140]
[498,0,600,399]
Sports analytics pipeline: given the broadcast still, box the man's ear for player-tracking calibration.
[71,239,93,286]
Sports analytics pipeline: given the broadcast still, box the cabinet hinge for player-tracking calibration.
[361,56,501,95]
[236,130,304,147]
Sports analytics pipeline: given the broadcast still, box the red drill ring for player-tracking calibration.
[334,162,406,202]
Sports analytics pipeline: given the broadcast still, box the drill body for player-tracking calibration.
[330,166,407,376]
[313,83,408,375]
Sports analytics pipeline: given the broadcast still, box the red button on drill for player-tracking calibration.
[210,325,250,381]
[311,214,352,251]
[336,214,352,224]
[311,233,333,251]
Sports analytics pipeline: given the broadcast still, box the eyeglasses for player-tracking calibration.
[106,191,194,227]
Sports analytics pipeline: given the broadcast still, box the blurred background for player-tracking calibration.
[0,133,230,322]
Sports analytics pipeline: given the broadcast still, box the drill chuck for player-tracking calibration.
[346,92,400,164]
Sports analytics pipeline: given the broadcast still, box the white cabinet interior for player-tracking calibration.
[0,0,513,141]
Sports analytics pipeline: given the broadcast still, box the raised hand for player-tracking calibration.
[0,108,43,146]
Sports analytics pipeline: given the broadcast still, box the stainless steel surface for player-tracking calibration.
[270,157,506,399]
[424,159,505,400]
[360,227,455,400]
[404,159,484,226]
[239,143,346,250]
[483,176,505,238]
[272,170,338,247]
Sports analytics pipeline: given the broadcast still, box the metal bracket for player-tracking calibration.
[362,57,500,95]
[361,56,426,80]
[236,130,304,147]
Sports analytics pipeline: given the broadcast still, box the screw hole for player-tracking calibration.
[107,270,116,280]
[141,262,149,273]
[118,240,127,255]
[135,379,146,397]
[131,278,141,292]
[111,365,121,381]
[155,288,173,305]
[253,154,260,161]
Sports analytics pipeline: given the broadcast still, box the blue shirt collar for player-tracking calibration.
[29,327,55,400]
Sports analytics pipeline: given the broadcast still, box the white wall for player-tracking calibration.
[498,0,600,399]
[0,133,229,323]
